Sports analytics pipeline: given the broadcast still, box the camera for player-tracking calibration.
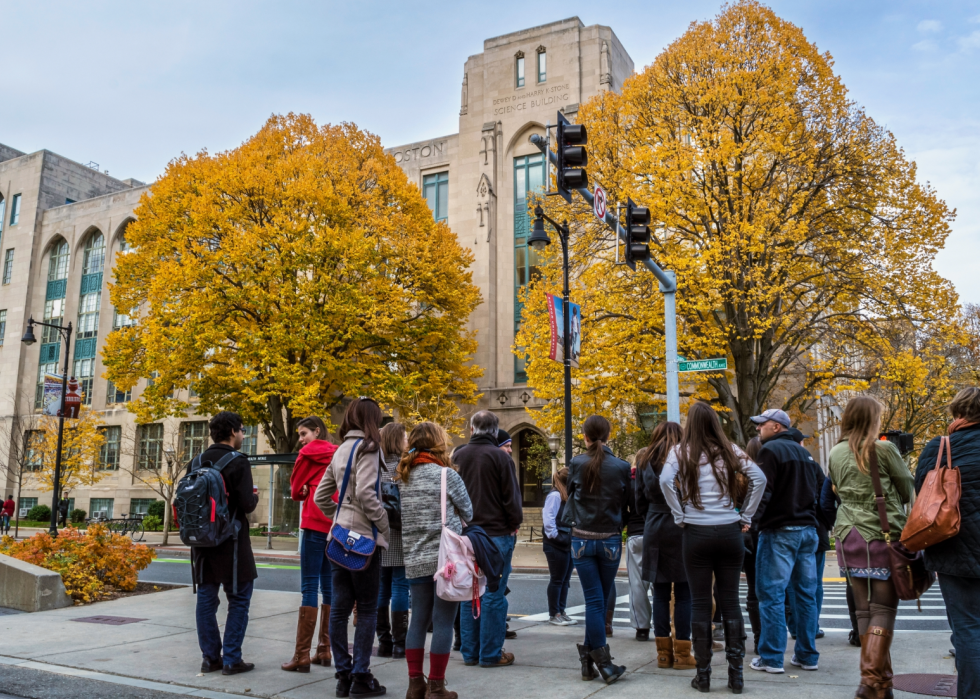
[879,430,914,456]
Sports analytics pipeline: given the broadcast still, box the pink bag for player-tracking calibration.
[434,468,486,607]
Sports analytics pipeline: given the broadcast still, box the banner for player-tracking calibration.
[546,294,581,368]
[41,374,63,417]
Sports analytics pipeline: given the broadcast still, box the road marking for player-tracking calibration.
[154,557,300,570]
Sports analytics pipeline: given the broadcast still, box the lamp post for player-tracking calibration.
[529,205,574,468]
[547,433,561,479]
[21,316,73,537]
[163,448,176,546]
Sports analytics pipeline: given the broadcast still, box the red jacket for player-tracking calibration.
[291,440,338,534]
[1,499,14,517]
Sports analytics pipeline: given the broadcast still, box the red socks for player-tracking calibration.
[429,652,450,681]
[406,648,425,679]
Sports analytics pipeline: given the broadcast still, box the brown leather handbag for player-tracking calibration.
[868,448,935,603]
[900,436,961,552]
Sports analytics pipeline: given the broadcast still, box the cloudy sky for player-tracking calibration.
[2,1,977,302]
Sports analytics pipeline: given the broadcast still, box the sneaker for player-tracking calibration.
[750,657,784,674]
[480,651,515,668]
[560,613,578,626]
[790,655,818,671]
[549,615,567,626]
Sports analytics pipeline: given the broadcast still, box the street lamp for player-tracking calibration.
[21,316,73,537]
[547,433,561,479]
[530,205,574,469]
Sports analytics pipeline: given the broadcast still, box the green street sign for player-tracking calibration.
[678,357,728,373]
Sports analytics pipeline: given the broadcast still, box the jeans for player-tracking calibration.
[1,514,9,533]
[300,529,332,608]
[939,574,980,698]
[331,551,382,675]
[570,535,622,649]
[653,582,692,640]
[682,523,744,625]
[407,577,458,654]
[787,550,825,635]
[542,541,572,617]
[195,580,254,666]
[461,534,515,665]
[756,525,819,668]
[378,566,410,612]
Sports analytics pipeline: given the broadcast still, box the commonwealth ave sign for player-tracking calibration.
[678,357,728,373]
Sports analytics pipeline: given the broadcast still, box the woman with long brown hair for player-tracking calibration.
[542,467,575,626]
[376,422,409,659]
[828,395,914,699]
[635,422,695,670]
[660,403,766,694]
[563,415,632,684]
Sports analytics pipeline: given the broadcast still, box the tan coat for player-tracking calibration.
[314,430,390,550]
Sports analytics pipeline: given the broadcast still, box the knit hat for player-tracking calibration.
[496,429,513,447]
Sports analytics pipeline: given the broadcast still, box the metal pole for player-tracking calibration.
[661,272,680,423]
[561,227,573,467]
[267,464,275,550]
[50,323,72,537]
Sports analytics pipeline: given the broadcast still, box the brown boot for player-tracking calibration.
[281,606,317,673]
[855,627,894,699]
[673,638,697,670]
[605,608,615,637]
[655,637,674,668]
[406,675,427,699]
[311,604,332,666]
[426,678,458,699]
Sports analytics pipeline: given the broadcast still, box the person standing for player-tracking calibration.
[542,467,575,626]
[742,436,763,655]
[398,422,474,699]
[377,422,409,659]
[827,396,913,699]
[452,410,523,669]
[192,412,259,676]
[58,493,70,528]
[916,387,980,699]
[625,461,652,641]
[660,402,766,694]
[563,415,631,685]
[1,495,14,536]
[315,397,390,698]
[748,409,824,675]
[635,422,695,670]
[282,416,337,673]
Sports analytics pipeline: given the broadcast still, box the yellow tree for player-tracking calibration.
[33,407,107,494]
[104,114,482,453]
[518,1,957,443]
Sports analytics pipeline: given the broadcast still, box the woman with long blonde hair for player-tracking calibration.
[828,395,914,699]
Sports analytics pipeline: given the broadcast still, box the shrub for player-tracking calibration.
[0,524,156,603]
[27,505,51,522]
[70,509,87,524]
[146,500,165,519]
[143,515,163,531]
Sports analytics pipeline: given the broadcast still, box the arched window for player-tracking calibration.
[35,240,70,409]
[75,233,105,405]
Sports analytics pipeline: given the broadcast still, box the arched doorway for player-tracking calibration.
[514,427,550,508]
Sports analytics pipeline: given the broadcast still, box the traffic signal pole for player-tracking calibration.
[530,133,680,423]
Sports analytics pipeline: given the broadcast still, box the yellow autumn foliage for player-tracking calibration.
[32,407,107,493]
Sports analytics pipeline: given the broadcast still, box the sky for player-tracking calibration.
[2,0,978,302]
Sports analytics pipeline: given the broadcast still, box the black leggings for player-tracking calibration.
[682,523,745,626]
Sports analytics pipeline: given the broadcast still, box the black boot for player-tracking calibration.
[576,643,597,681]
[349,671,386,697]
[745,600,761,655]
[691,621,712,693]
[724,618,746,694]
[335,671,353,698]
[391,610,408,659]
[376,605,392,657]
[588,645,626,685]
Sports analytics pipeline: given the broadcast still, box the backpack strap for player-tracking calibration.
[211,451,241,473]
[334,439,364,523]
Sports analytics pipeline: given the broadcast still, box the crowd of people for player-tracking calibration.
[183,388,980,698]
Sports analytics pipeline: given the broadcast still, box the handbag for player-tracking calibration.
[900,436,961,552]
[434,468,486,606]
[381,480,402,532]
[326,439,380,571]
[868,447,935,604]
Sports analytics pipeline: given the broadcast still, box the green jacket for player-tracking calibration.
[827,439,914,545]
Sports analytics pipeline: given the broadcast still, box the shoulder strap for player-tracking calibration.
[334,439,363,522]
[935,436,952,471]
[868,446,892,542]
[211,451,240,473]
[441,467,448,526]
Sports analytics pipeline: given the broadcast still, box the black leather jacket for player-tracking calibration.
[561,445,631,534]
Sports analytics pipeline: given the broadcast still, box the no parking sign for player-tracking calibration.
[593,185,606,221]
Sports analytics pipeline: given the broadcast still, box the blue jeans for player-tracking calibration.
[300,529,332,607]
[787,550,825,635]
[940,572,980,698]
[756,525,819,668]
[461,533,515,666]
[195,580,254,666]
[379,565,410,612]
[542,541,572,617]
[571,535,622,649]
[1,514,10,532]
[331,551,381,675]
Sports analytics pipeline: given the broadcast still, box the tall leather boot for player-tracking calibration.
[745,600,761,655]
[724,617,746,694]
[655,637,674,668]
[391,610,408,659]
[691,621,713,693]
[281,606,317,673]
[855,627,894,699]
[605,608,615,637]
[589,645,626,685]
[577,643,598,681]
[311,604,332,666]
[376,605,393,657]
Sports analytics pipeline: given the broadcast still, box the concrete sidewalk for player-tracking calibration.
[0,586,956,699]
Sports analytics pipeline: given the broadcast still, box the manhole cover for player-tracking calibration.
[71,615,147,626]
[893,674,957,697]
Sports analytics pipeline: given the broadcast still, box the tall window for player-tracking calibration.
[9,194,21,226]
[180,421,208,460]
[98,426,121,470]
[0,309,6,346]
[129,498,155,516]
[513,154,546,382]
[106,380,132,405]
[90,498,114,519]
[537,48,546,83]
[36,240,69,409]
[242,425,258,456]
[0,196,5,237]
[422,172,449,223]
[2,249,13,285]
[137,423,164,469]
[516,54,525,88]
[24,430,44,471]
[74,233,104,405]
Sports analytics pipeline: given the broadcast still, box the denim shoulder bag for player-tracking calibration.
[326,439,380,571]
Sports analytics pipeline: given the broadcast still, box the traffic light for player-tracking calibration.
[879,430,914,456]
[556,111,587,203]
[624,197,651,270]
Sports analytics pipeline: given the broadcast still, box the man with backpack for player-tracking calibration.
[185,411,259,676]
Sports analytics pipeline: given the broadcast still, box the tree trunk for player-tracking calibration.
[162,495,171,546]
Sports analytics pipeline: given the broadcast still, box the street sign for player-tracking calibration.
[678,357,728,373]
[593,184,606,221]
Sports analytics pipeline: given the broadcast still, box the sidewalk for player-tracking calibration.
[0,585,954,699]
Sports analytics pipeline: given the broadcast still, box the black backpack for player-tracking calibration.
[173,450,242,592]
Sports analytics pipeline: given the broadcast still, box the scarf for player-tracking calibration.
[948,419,979,435]
[412,452,445,467]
